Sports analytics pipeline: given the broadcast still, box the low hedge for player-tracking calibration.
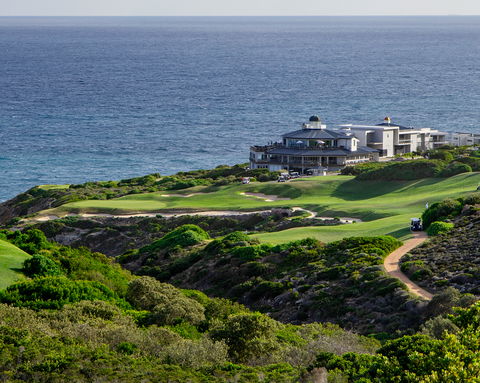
[346,160,447,181]
[426,221,454,236]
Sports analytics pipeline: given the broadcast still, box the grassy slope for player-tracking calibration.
[0,239,30,289]
[43,172,480,244]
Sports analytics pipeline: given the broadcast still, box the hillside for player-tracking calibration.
[2,159,480,380]
[118,226,443,335]
[18,172,480,246]
[0,229,379,382]
[401,204,480,295]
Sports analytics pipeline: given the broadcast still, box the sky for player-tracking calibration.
[1,0,480,16]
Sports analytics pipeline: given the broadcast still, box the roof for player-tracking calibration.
[376,122,411,130]
[282,129,352,140]
[266,146,378,157]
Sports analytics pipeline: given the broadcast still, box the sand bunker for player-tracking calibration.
[240,192,291,202]
[160,193,206,198]
[291,207,362,223]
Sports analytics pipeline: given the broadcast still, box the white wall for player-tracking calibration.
[268,164,284,171]
[382,130,395,156]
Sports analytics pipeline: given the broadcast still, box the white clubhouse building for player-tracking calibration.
[250,116,379,173]
[250,116,450,173]
[340,117,448,157]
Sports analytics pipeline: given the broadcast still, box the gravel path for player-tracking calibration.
[383,232,433,300]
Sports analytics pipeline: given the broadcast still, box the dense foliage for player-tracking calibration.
[342,159,448,180]
[422,192,480,229]
[313,302,480,382]
[31,210,328,258]
[0,276,128,310]
[342,146,479,181]
[402,206,480,296]
[0,229,381,381]
[120,229,434,334]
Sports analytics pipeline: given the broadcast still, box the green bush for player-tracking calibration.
[463,193,480,205]
[427,221,454,236]
[428,150,454,162]
[142,225,210,253]
[438,162,472,177]
[355,159,446,181]
[126,277,205,326]
[0,229,51,254]
[22,255,62,278]
[422,198,463,228]
[0,277,127,310]
[456,156,480,171]
[210,312,279,362]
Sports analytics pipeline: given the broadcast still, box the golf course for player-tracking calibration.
[0,239,30,289]
[34,172,480,244]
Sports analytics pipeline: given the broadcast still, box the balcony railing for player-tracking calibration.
[251,144,348,152]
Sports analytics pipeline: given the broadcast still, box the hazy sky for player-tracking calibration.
[1,0,480,16]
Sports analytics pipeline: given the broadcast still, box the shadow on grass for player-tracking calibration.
[331,177,452,201]
[386,227,411,239]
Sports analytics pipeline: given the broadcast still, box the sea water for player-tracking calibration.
[1,16,479,201]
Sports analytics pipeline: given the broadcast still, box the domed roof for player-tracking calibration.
[309,115,321,122]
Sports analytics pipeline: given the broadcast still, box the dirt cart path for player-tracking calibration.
[383,232,433,300]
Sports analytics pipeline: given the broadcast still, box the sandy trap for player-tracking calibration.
[240,192,291,202]
[160,193,206,198]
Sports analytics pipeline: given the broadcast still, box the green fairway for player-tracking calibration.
[38,184,70,190]
[41,172,480,243]
[0,239,30,289]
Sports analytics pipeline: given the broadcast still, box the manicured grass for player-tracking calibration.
[42,173,480,243]
[252,214,413,244]
[0,239,30,289]
[38,184,70,190]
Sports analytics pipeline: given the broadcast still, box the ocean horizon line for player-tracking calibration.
[1,14,480,18]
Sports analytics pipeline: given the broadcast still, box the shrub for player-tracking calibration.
[464,193,480,205]
[22,255,62,278]
[428,150,454,162]
[354,160,446,181]
[0,277,127,310]
[427,221,454,236]
[422,199,463,228]
[456,156,480,171]
[1,229,51,254]
[142,225,210,253]
[438,162,472,177]
[210,312,279,362]
[126,277,205,325]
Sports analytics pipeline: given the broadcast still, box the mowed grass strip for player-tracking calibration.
[0,239,30,289]
[252,214,413,244]
[42,172,480,243]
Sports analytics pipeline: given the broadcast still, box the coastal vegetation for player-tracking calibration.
[0,228,380,382]
[342,145,479,180]
[20,172,480,245]
[121,228,424,334]
[1,150,480,381]
[401,196,480,296]
[0,164,279,225]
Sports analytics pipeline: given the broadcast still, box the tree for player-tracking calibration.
[210,312,279,363]
[126,277,205,325]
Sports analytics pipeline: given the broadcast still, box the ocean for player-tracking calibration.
[0,16,479,201]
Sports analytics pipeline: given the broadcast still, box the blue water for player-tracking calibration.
[1,16,480,201]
